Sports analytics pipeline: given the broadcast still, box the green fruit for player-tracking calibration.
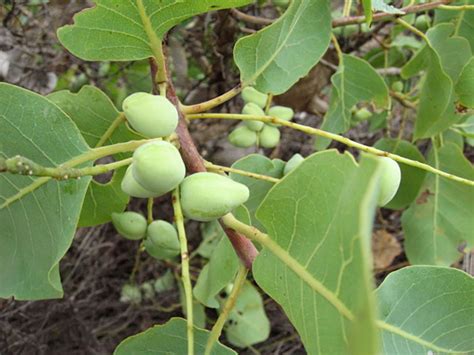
[332,27,342,36]
[284,154,304,175]
[144,220,180,260]
[122,92,178,138]
[415,15,430,32]
[180,172,250,222]
[132,141,186,196]
[120,284,142,304]
[241,87,268,109]
[242,103,265,131]
[268,105,294,126]
[112,211,147,240]
[272,0,289,7]
[259,125,281,148]
[229,126,258,148]
[377,157,401,206]
[343,24,358,37]
[391,81,404,93]
[140,282,155,300]
[121,165,158,198]
[354,108,373,122]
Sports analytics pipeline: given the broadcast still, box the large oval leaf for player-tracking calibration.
[253,151,382,354]
[0,83,91,300]
[234,0,331,94]
[58,0,252,61]
[114,317,236,354]
[377,266,474,354]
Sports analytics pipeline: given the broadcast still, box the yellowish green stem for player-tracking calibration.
[204,162,280,184]
[1,139,152,209]
[95,113,126,148]
[343,0,353,17]
[172,187,194,355]
[439,4,474,10]
[147,198,154,224]
[396,18,429,43]
[186,113,474,187]
[181,86,243,114]
[205,265,248,355]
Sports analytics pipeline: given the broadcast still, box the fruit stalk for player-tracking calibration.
[172,187,194,355]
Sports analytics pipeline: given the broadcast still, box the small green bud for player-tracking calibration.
[414,15,430,32]
[268,105,294,126]
[140,282,155,300]
[354,108,373,122]
[343,24,358,37]
[229,126,258,148]
[242,103,265,131]
[259,125,281,148]
[284,154,305,175]
[144,220,180,260]
[180,172,250,222]
[377,157,401,206]
[121,165,158,198]
[120,284,142,304]
[132,141,186,196]
[122,93,178,138]
[391,81,404,93]
[241,87,268,109]
[112,211,147,240]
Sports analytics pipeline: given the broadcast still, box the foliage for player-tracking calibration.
[1,0,474,354]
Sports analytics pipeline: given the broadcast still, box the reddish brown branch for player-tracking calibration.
[149,57,259,269]
[231,0,455,28]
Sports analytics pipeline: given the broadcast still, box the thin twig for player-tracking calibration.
[205,265,248,355]
[187,113,474,187]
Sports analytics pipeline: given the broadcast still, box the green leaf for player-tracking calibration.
[0,83,91,300]
[230,154,284,230]
[234,0,331,94]
[315,55,389,150]
[193,206,250,308]
[456,57,474,109]
[224,282,270,348]
[377,266,474,354]
[373,138,426,210]
[372,0,404,15]
[402,143,474,266]
[435,0,474,52]
[114,317,236,355]
[48,86,139,227]
[402,24,469,139]
[58,0,252,61]
[253,150,382,354]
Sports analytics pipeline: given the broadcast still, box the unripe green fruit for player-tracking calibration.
[120,284,142,304]
[332,26,342,36]
[144,220,180,260]
[354,108,373,122]
[415,15,430,32]
[121,165,158,198]
[391,81,404,93]
[132,141,186,196]
[284,154,304,175]
[259,125,281,148]
[377,157,401,206]
[112,211,147,240]
[122,92,178,138]
[343,24,358,37]
[229,126,258,148]
[242,103,265,131]
[180,172,250,222]
[272,0,289,8]
[268,105,294,126]
[241,87,268,109]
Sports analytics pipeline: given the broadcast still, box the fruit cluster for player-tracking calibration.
[229,87,294,149]
[114,93,251,256]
